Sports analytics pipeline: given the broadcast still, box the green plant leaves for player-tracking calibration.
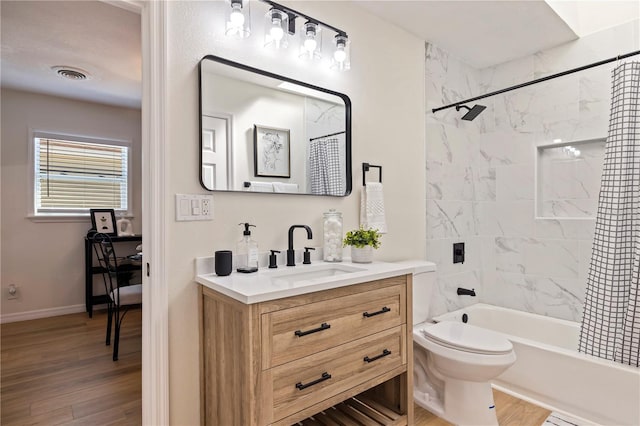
[343,227,382,249]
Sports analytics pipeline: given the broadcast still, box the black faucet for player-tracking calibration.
[457,287,476,296]
[287,225,313,266]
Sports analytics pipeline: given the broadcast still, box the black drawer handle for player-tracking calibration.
[296,372,331,390]
[294,322,330,337]
[363,306,391,318]
[364,349,391,363]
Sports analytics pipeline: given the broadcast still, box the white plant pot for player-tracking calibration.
[351,246,373,263]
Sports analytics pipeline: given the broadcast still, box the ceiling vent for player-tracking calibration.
[51,66,91,81]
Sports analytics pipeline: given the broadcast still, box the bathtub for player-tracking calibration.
[433,303,640,426]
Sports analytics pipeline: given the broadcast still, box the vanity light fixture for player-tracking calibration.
[264,8,288,49]
[226,0,351,71]
[225,0,251,38]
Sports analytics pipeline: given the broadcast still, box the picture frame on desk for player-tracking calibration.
[89,208,117,236]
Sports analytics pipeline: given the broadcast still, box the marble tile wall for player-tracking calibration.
[425,43,487,317]
[424,20,640,322]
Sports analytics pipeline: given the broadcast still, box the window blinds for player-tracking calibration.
[34,137,129,214]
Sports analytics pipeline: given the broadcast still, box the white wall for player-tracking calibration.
[424,19,640,322]
[166,1,425,423]
[0,88,142,316]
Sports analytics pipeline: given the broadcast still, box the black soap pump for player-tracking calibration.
[236,223,259,273]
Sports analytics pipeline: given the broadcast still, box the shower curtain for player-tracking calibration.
[579,61,640,367]
[309,136,344,196]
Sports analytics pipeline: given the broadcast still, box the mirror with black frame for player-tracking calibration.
[199,55,351,196]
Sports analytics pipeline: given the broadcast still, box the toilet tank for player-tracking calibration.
[395,260,437,325]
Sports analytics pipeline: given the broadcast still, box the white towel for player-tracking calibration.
[246,182,273,192]
[272,182,299,193]
[360,182,387,233]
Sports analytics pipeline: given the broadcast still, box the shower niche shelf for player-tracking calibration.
[535,137,606,220]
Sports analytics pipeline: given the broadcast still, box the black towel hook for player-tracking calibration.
[362,162,382,186]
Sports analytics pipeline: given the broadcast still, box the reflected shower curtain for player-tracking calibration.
[309,136,344,196]
[579,62,640,367]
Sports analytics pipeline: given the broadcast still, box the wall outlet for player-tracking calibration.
[175,194,214,221]
[201,198,211,216]
[6,284,19,300]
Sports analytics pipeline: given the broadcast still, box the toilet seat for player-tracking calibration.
[419,322,513,355]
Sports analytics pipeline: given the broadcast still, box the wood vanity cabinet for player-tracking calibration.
[199,274,414,425]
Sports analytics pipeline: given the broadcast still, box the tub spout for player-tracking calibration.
[457,287,476,296]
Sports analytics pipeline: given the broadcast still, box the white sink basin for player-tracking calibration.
[270,263,366,285]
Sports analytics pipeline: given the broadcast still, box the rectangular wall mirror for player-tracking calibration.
[199,55,352,196]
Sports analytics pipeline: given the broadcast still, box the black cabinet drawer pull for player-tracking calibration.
[296,372,331,390]
[363,306,391,318]
[364,349,391,363]
[294,322,330,337]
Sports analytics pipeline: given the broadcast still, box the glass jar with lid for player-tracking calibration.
[323,209,343,262]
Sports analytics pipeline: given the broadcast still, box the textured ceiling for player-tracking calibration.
[1,1,141,109]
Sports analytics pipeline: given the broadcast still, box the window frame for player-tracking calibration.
[28,129,133,222]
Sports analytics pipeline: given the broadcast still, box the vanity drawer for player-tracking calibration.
[262,284,405,368]
[270,326,405,422]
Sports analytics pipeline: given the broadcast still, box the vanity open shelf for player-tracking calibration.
[295,392,405,426]
[197,265,414,425]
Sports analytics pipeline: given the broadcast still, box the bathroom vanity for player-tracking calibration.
[196,261,415,425]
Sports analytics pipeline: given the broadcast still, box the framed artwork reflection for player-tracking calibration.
[90,209,117,236]
[253,125,291,178]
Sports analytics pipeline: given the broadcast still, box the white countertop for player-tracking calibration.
[195,258,436,304]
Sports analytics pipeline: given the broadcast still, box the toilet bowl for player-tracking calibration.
[396,260,516,426]
[413,321,516,425]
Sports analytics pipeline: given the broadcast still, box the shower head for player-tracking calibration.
[456,104,486,121]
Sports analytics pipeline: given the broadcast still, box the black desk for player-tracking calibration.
[84,235,142,317]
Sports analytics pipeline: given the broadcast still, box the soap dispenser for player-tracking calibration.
[237,223,259,273]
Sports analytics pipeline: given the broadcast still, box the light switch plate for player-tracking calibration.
[175,194,214,221]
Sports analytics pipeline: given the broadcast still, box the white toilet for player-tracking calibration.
[403,261,516,426]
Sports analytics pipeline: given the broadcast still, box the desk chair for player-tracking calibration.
[92,233,142,361]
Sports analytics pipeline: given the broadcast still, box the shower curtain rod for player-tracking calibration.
[432,49,640,113]
[309,131,345,141]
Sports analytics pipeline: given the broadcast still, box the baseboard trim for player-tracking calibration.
[1,304,86,324]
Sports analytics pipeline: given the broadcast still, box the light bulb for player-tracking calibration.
[270,18,284,41]
[574,150,581,157]
[331,35,350,70]
[334,46,346,62]
[229,3,245,27]
[304,37,317,52]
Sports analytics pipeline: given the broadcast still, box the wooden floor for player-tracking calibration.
[414,389,551,426]
[1,309,141,425]
[1,308,550,426]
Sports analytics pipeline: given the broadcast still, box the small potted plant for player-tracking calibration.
[343,227,382,263]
